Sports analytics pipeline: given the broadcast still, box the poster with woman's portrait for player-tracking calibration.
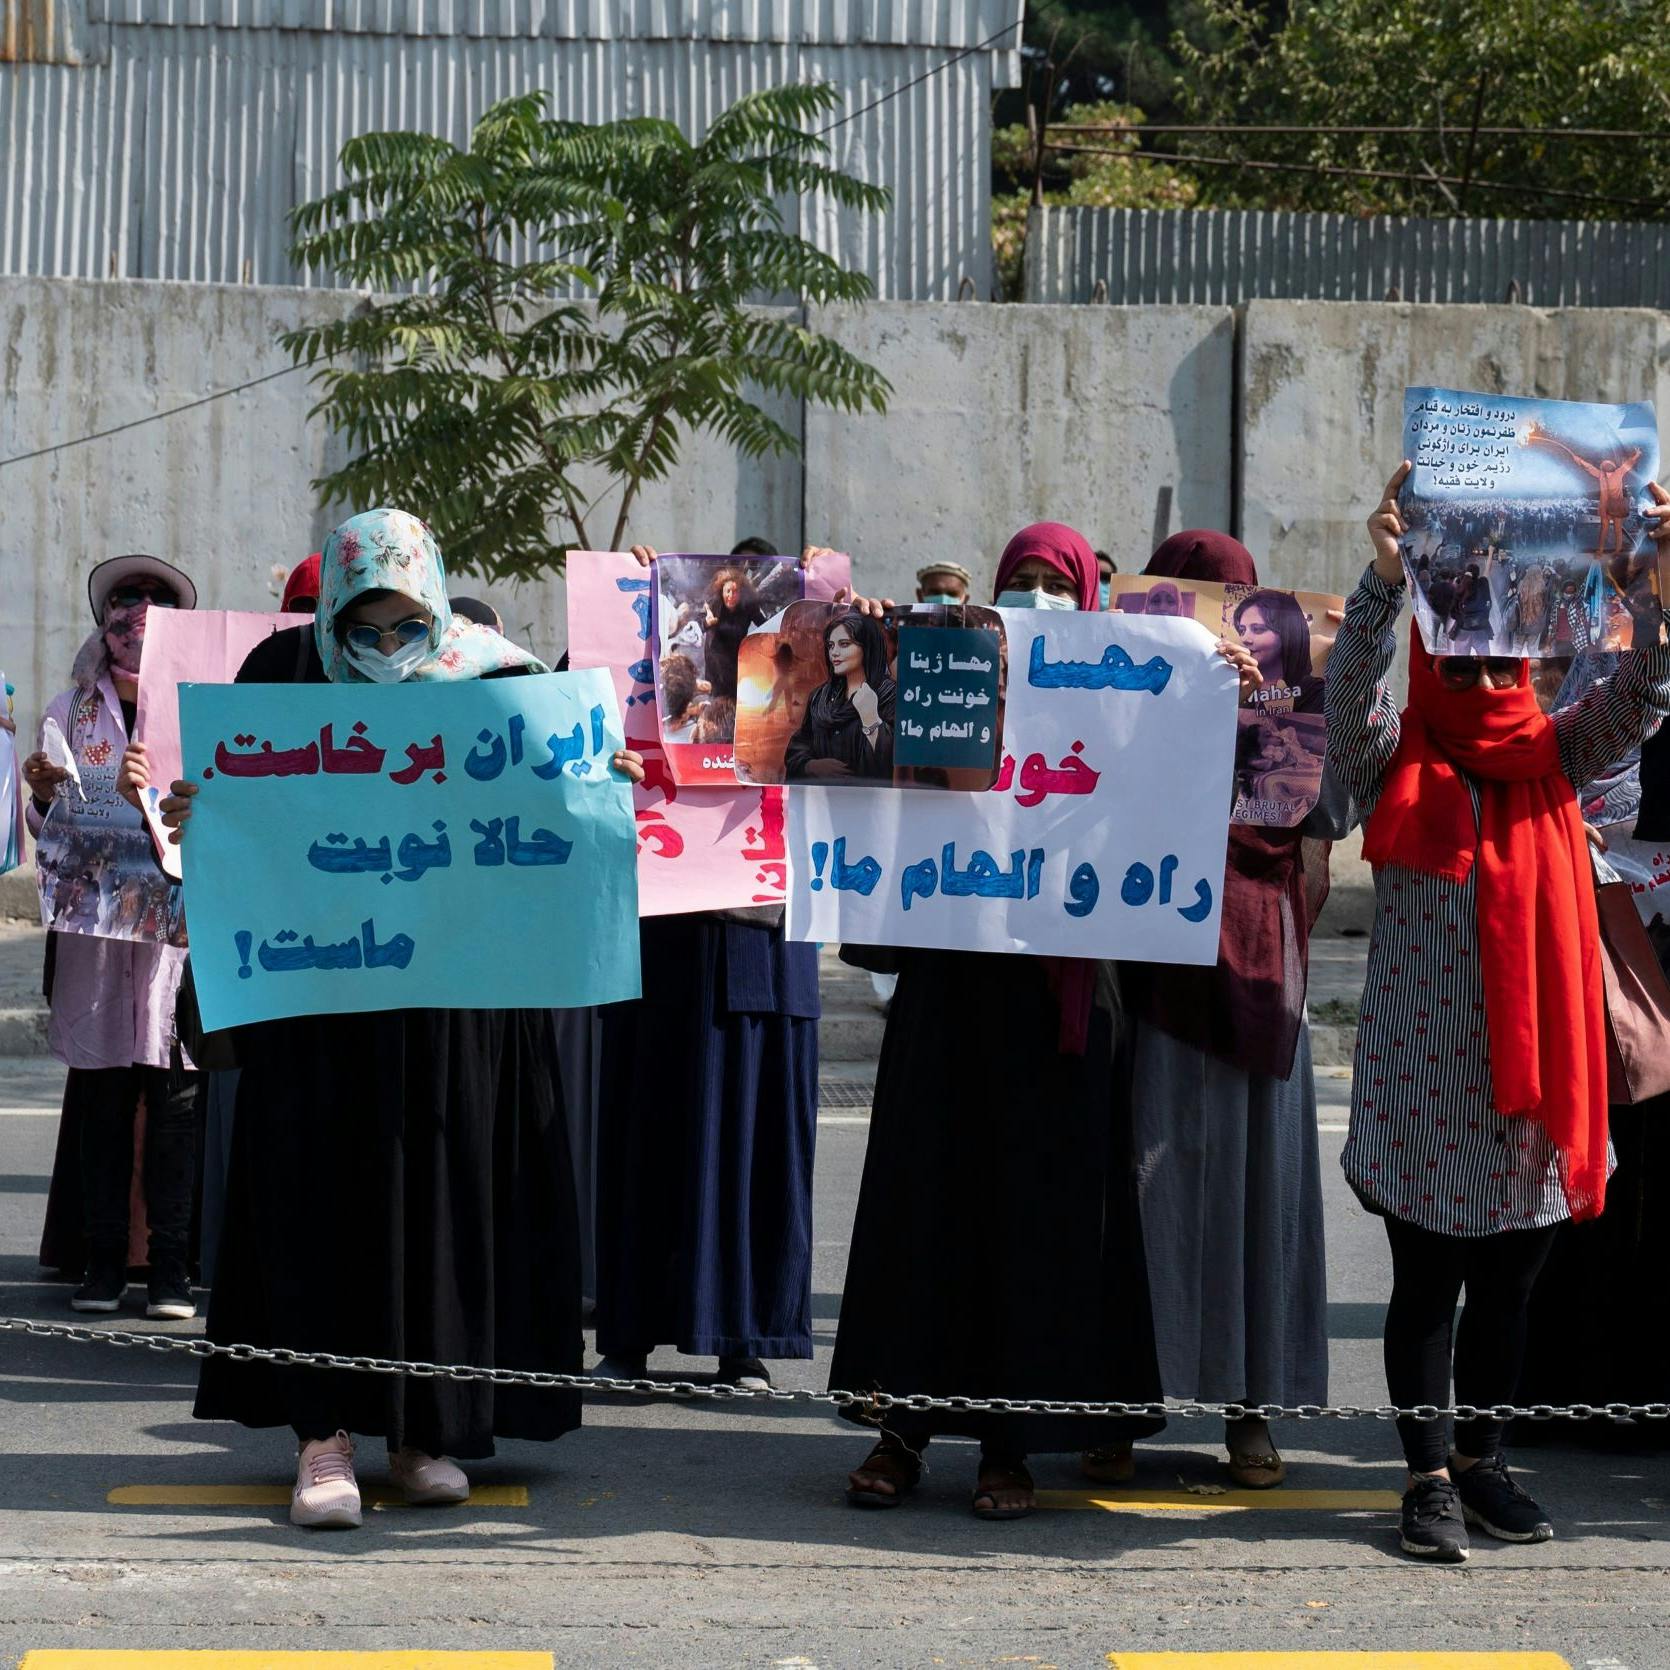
[1107,575,1343,827]
[733,602,1007,790]
[652,554,805,783]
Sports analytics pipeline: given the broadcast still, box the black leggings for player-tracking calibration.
[77,1064,198,1267]
[1383,1216,1558,1473]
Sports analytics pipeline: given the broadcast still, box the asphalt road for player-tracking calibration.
[2,1057,1667,1668]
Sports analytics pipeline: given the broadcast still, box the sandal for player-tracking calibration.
[1225,1418,1287,1490]
[1080,1443,1135,1485]
[845,1439,922,1508]
[971,1460,1036,1521]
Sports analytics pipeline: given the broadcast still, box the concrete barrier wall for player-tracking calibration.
[7,279,1669,752]
[1239,301,1670,600]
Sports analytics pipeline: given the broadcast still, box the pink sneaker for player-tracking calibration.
[388,1448,470,1505]
[291,1431,361,1529]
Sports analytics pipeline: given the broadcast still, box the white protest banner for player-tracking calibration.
[786,610,1238,963]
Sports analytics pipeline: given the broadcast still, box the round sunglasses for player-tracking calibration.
[340,616,432,653]
[1435,656,1519,691]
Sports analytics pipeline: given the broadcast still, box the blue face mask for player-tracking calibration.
[919,592,965,607]
[1098,580,1112,610]
[996,588,1077,611]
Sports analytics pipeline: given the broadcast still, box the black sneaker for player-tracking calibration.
[1400,1473,1470,1562]
[145,1264,197,1321]
[71,1263,128,1313]
[1455,1452,1554,1543]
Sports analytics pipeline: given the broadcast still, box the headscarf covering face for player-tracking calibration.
[994,522,1100,612]
[282,553,323,613]
[1362,640,1607,1220]
[316,509,548,684]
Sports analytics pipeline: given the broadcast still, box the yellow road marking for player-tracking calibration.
[1039,1487,1398,1514]
[22,1656,553,1668]
[1106,1657,1572,1669]
[105,1483,529,1508]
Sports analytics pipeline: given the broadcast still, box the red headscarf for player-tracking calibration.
[1363,641,1608,1219]
[995,522,1101,613]
[1135,530,1318,1079]
[994,520,1100,1053]
[282,553,322,612]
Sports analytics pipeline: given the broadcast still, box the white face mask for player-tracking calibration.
[996,588,1077,611]
[344,636,431,683]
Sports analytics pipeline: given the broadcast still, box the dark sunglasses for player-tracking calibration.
[109,586,178,609]
[1435,656,1519,691]
[341,616,431,653]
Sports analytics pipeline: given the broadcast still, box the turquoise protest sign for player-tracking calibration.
[179,670,641,1030]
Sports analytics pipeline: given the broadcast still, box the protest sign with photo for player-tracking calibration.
[36,753,187,947]
[787,609,1239,962]
[178,671,640,1030]
[1109,574,1342,828]
[566,551,801,915]
[0,675,22,874]
[1399,387,1663,658]
[733,602,1006,791]
[651,553,805,783]
[135,609,310,878]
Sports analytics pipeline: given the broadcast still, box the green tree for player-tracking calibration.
[283,86,891,581]
[1174,0,1670,219]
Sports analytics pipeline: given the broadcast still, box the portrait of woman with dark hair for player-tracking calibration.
[702,566,765,701]
[1233,589,1324,712]
[783,611,896,781]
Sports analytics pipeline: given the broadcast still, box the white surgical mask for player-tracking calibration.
[920,592,965,606]
[345,636,431,683]
[996,588,1076,611]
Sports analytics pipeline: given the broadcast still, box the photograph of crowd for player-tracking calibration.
[652,553,805,781]
[1399,388,1663,657]
[733,602,1006,791]
[37,802,187,946]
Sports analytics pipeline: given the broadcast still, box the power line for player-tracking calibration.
[816,16,1026,138]
[1048,142,1669,216]
[0,360,314,472]
[1052,123,1670,142]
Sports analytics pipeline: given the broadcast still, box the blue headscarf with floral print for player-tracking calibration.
[316,508,548,684]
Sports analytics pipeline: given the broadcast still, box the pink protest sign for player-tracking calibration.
[135,609,309,877]
[567,552,791,915]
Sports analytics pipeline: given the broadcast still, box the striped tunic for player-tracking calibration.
[1326,567,1670,1236]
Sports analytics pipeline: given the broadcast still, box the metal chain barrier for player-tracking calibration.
[4,1315,1666,1425]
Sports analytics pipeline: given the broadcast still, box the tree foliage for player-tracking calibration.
[283,85,892,580]
[1174,0,1670,219]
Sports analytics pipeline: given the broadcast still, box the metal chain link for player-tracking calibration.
[4,1315,1666,1425]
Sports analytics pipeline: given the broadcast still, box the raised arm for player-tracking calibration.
[1324,465,1410,815]
[1526,425,1599,480]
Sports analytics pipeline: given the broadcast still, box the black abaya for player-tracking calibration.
[192,625,583,1456]
[830,949,1162,1452]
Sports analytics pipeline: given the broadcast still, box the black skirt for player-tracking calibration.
[194,1006,583,1457]
[829,950,1163,1452]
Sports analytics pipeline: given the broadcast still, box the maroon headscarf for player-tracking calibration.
[1136,529,1321,1080]
[995,520,1101,1054]
[995,522,1101,613]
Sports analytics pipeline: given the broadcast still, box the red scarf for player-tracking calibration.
[1362,643,1608,1220]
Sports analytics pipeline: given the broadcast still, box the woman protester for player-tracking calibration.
[783,611,895,782]
[32,556,199,1320]
[149,508,644,1531]
[1113,533,1334,1491]
[702,567,766,701]
[1328,465,1670,1562]
[830,522,1261,1520]
[589,545,821,1392]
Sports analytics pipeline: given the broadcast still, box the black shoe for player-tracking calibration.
[145,1264,197,1321]
[717,1356,771,1390]
[71,1263,128,1313]
[1400,1473,1470,1562]
[1455,1452,1554,1543]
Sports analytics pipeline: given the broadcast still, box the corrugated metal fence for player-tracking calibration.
[1025,206,1670,308]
